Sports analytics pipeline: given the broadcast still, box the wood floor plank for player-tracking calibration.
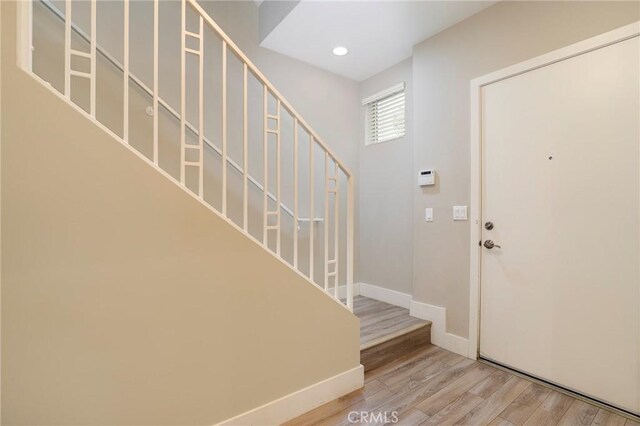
[523,390,575,426]
[377,348,448,388]
[364,361,486,424]
[314,386,397,426]
[415,365,494,416]
[524,407,563,426]
[498,382,551,425]
[284,380,387,426]
[441,352,467,367]
[488,417,518,426]
[454,376,531,425]
[365,345,438,383]
[384,360,450,394]
[394,358,478,396]
[557,400,599,426]
[469,369,512,399]
[591,409,627,426]
[395,408,430,425]
[541,391,577,418]
[626,419,640,426]
[419,392,484,426]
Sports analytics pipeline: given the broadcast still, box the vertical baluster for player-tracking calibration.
[90,0,96,116]
[334,164,339,299]
[123,0,129,143]
[16,0,33,71]
[64,0,71,98]
[198,16,205,198]
[221,41,228,211]
[324,152,330,292]
[152,0,159,163]
[243,64,249,231]
[263,85,268,245]
[346,173,354,311]
[293,118,299,269]
[309,136,314,282]
[180,0,186,185]
[276,100,281,256]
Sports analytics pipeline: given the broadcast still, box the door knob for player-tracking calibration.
[483,240,501,249]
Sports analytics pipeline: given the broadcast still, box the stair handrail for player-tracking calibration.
[19,0,354,311]
[37,0,324,226]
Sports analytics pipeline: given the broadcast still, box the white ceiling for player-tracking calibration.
[260,1,497,81]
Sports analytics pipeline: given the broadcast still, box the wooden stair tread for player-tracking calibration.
[354,295,432,372]
[361,321,431,351]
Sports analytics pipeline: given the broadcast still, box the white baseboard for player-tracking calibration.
[333,282,361,300]
[216,364,364,425]
[357,282,412,309]
[410,300,469,357]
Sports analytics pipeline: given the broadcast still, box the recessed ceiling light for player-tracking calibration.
[332,46,349,56]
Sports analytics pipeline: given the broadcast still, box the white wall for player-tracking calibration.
[358,59,413,295]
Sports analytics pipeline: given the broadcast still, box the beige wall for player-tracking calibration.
[411,1,640,337]
[358,59,413,295]
[1,1,360,423]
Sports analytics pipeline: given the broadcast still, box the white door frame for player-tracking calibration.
[468,21,640,360]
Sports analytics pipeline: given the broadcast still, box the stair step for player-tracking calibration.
[360,322,431,372]
[355,295,432,372]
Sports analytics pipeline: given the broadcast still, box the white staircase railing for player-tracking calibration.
[18,0,354,311]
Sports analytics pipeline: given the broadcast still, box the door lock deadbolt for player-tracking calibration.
[484,221,494,230]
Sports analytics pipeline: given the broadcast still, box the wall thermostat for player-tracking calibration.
[419,169,435,186]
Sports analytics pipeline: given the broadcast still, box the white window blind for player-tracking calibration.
[363,82,405,145]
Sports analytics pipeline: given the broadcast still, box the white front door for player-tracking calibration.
[480,35,640,414]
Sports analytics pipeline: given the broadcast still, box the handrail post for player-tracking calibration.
[276,100,282,256]
[221,41,228,210]
[263,86,269,245]
[152,0,159,163]
[179,0,186,185]
[333,164,339,299]
[16,0,33,72]
[346,173,354,311]
[64,0,71,98]
[324,152,329,292]
[293,119,299,269]
[123,0,129,143]
[90,0,96,116]
[309,136,315,283]
[243,64,249,231]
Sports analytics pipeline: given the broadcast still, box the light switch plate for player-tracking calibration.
[425,208,433,222]
[453,206,468,221]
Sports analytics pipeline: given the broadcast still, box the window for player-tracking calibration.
[363,83,406,145]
